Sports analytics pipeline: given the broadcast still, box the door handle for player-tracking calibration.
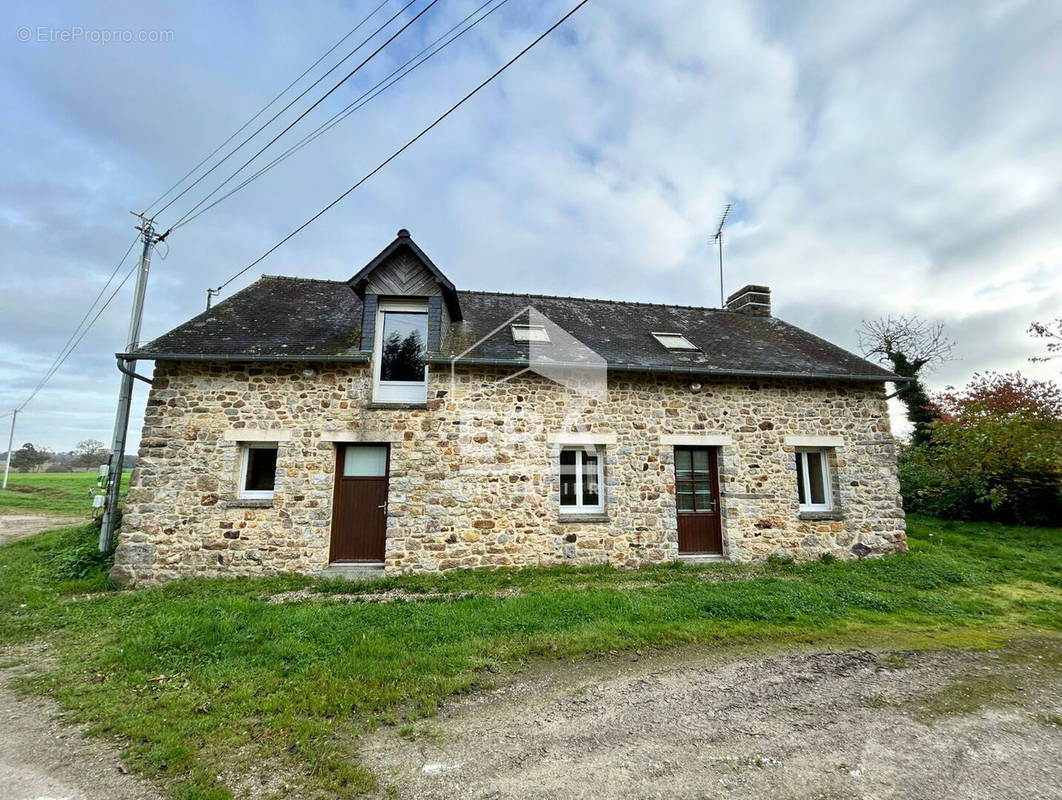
[378,504,387,515]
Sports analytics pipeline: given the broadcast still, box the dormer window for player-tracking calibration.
[652,332,698,351]
[512,324,550,343]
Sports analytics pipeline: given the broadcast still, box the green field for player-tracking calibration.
[1,508,1060,799]
[0,471,130,516]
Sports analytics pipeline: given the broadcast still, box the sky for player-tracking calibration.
[1,0,1060,454]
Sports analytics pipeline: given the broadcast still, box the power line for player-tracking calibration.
[15,236,140,412]
[160,0,441,231]
[15,4,407,413]
[212,0,592,295]
[5,1,458,421]
[172,0,513,232]
[141,0,391,216]
[153,0,424,220]
[19,258,140,412]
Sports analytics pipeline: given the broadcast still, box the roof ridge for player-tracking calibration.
[455,288,728,314]
[257,274,730,313]
[260,274,348,285]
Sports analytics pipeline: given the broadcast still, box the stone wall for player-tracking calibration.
[111,361,906,586]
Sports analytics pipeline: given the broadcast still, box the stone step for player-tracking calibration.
[677,554,727,565]
[320,563,386,581]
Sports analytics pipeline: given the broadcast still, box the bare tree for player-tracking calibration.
[859,315,955,370]
[73,439,108,470]
[859,315,955,444]
[1028,318,1061,364]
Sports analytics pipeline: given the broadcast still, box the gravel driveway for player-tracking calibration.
[2,634,1059,799]
[363,637,1062,800]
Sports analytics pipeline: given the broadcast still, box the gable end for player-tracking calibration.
[347,228,462,320]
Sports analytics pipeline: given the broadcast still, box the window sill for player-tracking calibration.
[224,499,275,509]
[366,402,428,410]
[558,513,610,524]
[798,510,843,521]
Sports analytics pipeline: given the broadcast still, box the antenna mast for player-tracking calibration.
[713,203,732,308]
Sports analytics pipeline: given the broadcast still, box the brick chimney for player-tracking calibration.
[725,285,771,316]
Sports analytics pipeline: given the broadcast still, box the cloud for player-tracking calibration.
[1,0,1060,451]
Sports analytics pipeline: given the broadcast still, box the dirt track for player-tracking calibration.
[0,513,77,546]
[0,662,163,800]
[363,637,1062,800]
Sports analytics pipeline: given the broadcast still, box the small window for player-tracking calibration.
[511,324,550,343]
[652,332,698,351]
[559,446,604,513]
[796,449,831,511]
[240,443,278,499]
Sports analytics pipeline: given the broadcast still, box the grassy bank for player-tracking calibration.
[1,515,1060,799]
[0,471,130,516]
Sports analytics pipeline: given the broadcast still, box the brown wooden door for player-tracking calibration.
[675,446,723,554]
[330,444,389,562]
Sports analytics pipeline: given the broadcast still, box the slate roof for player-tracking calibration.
[131,277,367,361]
[128,275,900,383]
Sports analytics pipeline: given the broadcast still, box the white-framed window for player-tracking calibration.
[795,448,832,511]
[239,442,279,499]
[651,331,699,351]
[511,323,550,343]
[373,300,428,403]
[559,446,604,513]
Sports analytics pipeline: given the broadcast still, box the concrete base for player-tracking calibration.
[320,562,386,581]
[677,554,727,564]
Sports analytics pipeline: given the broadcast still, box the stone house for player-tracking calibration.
[111,229,907,586]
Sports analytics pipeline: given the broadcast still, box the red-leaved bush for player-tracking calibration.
[899,372,1062,525]
[934,372,1062,422]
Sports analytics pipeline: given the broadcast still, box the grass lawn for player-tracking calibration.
[0,514,1060,799]
[0,471,131,516]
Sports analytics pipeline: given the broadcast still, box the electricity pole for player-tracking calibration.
[99,215,159,552]
[2,409,16,489]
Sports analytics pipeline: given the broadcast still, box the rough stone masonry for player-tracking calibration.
[111,359,906,586]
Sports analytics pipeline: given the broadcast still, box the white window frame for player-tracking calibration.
[796,448,832,511]
[651,331,699,351]
[558,445,605,514]
[511,324,550,343]
[239,442,279,500]
[373,300,429,403]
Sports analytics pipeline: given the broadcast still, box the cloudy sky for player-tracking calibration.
[2,0,1060,454]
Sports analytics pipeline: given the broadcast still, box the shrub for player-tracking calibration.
[899,372,1062,525]
[50,522,115,581]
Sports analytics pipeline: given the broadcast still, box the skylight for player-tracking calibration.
[652,332,699,351]
[512,324,550,343]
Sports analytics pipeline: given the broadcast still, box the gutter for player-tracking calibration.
[116,356,153,384]
[116,351,907,384]
[424,355,910,384]
[117,351,372,364]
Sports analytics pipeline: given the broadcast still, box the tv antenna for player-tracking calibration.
[713,203,732,308]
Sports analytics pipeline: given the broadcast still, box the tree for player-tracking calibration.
[1029,317,1061,364]
[859,314,954,444]
[73,439,108,470]
[11,442,51,472]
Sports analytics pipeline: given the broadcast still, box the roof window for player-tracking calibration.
[652,332,699,351]
[512,324,550,343]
